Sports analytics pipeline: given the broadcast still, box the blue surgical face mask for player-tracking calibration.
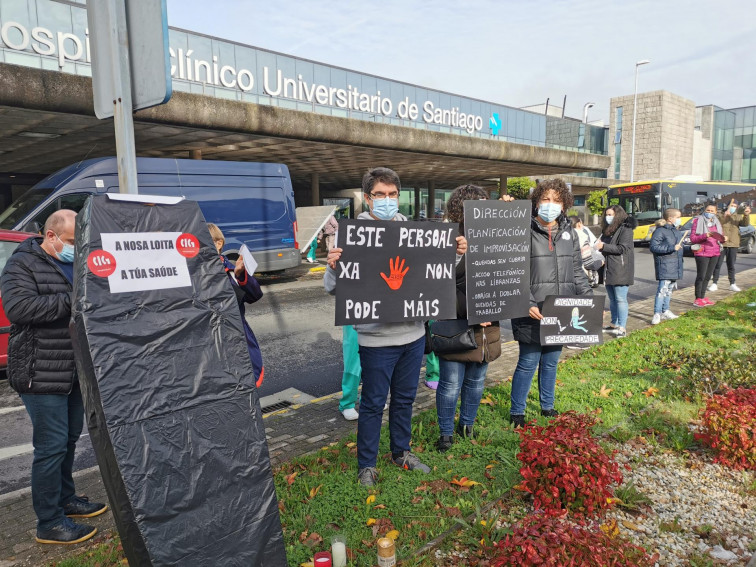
[371,197,399,220]
[537,202,562,222]
[703,212,715,220]
[728,207,737,214]
[56,234,75,263]
[673,218,682,227]
[605,215,615,225]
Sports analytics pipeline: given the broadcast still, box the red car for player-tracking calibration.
[0,229,38,371]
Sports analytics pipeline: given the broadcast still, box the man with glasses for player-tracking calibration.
[1,210,108,545]
[324,167,466,486]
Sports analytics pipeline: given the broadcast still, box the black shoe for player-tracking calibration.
[541,409,559,418]
[510,414,526,428]
[436,435,454,452]
[36,517,97,545]
[456,423,474,439]
[63,495,108,518]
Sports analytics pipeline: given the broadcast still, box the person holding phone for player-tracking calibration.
[649,209,684,325]
[208,223,265,387]
[710,199,751,293]
[690,203,724,307]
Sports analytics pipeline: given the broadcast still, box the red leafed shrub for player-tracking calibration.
[489,514,656,566]
[516,411,623,518]
[695,388,756,470]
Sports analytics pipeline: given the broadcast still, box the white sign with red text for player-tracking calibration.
[92,232,198,293]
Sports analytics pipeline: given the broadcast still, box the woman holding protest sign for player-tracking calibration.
[208,223,265,388]
[509,179,592,428]
[434,184,502,452]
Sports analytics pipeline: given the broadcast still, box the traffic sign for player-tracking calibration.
[87,0,172,120]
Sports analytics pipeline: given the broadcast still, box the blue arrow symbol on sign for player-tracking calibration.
[489,113,502,135]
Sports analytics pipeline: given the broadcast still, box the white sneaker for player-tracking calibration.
[614,327,627,337]
[661,310,678,320]
[341,407,359,421]
[708,283,718,291]
[730,283,741,292]
[651,313,661,325]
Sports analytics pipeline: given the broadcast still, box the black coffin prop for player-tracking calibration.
[70,195,286,566]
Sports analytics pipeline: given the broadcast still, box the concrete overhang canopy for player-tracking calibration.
[0,63,609,189]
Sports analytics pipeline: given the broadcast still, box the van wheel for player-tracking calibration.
[745,235,755,254]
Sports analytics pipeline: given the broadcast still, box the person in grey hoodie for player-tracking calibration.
[324,167,467,487]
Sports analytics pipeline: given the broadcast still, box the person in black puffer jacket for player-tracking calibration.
[509,179,592,428]
[595,205,636,337]
[0,210,106,545]
[649,208,683,325]
[434,185,501,452]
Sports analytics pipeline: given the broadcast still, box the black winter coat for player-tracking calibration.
[438,256,501,363]
[649,224,684,281]
[0,237,76,394]
[600,217,636,286]
[511,217,592,344]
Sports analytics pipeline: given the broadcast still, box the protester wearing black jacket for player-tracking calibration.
[596,206,635,337]
[0,210,106,545]
[509,180,592,428]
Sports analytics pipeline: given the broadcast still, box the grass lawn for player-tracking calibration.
[52,288,756,566]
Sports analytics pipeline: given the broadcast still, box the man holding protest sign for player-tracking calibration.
[325,167,467,487]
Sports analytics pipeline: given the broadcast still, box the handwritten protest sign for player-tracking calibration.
[539,295,605,346]
[334,220,458,325]
[463,200,531,324]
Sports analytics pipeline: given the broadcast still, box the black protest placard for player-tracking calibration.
[335,219,458,325]
[463,200,531,324]
[539,295,606,346]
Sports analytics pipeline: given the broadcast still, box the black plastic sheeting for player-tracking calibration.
[70,195,286,566]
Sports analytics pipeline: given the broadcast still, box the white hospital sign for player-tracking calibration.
[0,19,484,134]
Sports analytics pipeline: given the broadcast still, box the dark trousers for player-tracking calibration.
[694,256,719,299]
[712,247,738,285]
[20,383,84,529]
[356,336,425,469]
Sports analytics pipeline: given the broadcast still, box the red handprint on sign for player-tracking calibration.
[380,256,410,290]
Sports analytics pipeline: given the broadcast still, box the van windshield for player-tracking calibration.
[0,188,54,230]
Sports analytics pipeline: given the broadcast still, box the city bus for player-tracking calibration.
[606,179,756,243]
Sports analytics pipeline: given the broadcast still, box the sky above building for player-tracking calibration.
[165,0,756,123]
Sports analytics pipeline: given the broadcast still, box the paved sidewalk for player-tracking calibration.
[2,268,755,566]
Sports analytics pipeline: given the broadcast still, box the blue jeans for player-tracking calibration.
[356,336,425,469]
[510,343,562,416]
[605,284,629,328]
[654,280,675,314]
[20,383,85,529]
[436,359,488,436]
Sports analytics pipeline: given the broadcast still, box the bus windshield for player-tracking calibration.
[610,192,660,223]
[0,187,54,230]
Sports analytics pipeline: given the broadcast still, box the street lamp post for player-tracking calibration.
[583,102,595,124]
[630,59,650,182]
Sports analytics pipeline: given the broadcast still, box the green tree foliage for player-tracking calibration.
[586,190,607,216]
[506,177,536,200]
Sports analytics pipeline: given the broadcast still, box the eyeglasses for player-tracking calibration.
[369,191,399,200]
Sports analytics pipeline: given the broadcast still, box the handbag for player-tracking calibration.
[428,319,477,354]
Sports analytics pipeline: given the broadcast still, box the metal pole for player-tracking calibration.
[107,0,139,194]
[630,66,639,182]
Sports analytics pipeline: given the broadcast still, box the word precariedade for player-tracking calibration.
[463,200,531,324]
[334,220,458,325]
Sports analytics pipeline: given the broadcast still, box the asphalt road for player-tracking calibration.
[1,247,755,495]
